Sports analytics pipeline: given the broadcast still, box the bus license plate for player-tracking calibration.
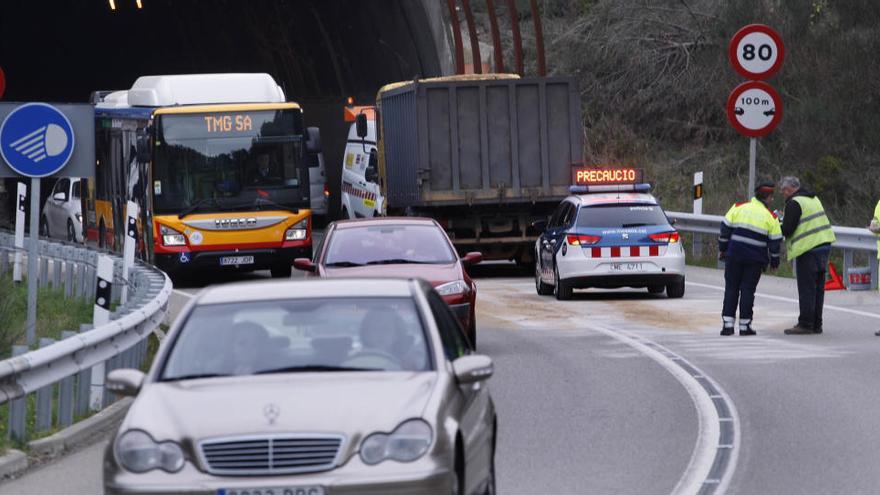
[610,262,643,272]
[220,256,255,266]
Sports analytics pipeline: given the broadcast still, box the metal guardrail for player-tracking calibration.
[0,231,171,441]
[667,211,879,288]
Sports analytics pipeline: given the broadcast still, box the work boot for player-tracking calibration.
[784,324,814,335]
[720,326,734,336]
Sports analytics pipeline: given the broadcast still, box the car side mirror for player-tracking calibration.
[53,192,67,202]
[355,113,368,139]
[530,220,547,232]
[293,258,317,272]
[452,355,493,384]
[136,133,151,163]
[106,369,145,397]
[306,127,322,154]
[461,252,482,266]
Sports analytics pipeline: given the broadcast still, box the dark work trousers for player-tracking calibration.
[795,248,830,330]
[722,259,764,321]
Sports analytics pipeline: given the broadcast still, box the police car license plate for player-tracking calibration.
[610,262,643,271]
[219,255,255,266]
[218,487,324,495]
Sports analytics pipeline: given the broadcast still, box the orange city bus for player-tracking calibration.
[84,74,314,278]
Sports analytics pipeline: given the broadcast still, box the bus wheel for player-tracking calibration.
[270,264,292,279]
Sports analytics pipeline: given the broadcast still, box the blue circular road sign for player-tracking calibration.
[0,103,75,177]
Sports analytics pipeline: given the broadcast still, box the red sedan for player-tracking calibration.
[293,217,482,347]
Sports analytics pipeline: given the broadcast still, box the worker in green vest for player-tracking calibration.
[779,176,836,335]
[869,199,880,336]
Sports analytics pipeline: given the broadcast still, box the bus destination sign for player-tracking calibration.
[204,114,254,133]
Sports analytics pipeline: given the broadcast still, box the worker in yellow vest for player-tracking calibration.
[718,182,782,336]
[869,199,880,336]
[779,176,836,335]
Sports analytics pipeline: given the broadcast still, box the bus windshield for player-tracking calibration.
[152,109,308,215]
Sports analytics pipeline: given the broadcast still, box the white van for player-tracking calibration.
[41,177,84,243]
[340,107,383,219]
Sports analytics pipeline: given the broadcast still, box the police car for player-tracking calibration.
[534,168,685,300]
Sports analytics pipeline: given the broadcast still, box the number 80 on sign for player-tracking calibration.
[728,24,785,80]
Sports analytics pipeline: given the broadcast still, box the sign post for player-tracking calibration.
[0,103,81,347]
[727,24,785,196]
[121,201,139,304]
[13,182,25,282]
[693,171,703,257]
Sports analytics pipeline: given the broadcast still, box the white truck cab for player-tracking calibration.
[340,107,383,219]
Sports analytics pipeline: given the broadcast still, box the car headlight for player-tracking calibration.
[360,419,433,465]
[159,224,186,246]
[115,430,185,473]
[435,280,469,296]
[284,219,309,241]
[74,213,82,224]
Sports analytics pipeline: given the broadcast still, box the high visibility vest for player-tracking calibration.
[874,199,880,259]
[721,197,782,264]
[785,196,836,260]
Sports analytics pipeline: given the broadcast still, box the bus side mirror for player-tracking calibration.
[356,113,368,139]
[136,134,151,163]
[306,127,322,154]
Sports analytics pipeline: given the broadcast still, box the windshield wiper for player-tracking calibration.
[364,259,431,265]
[255,365,380,374]
[179,198,221,219]
[325,261,365,267]
[253,197,299,214]
[162,372,231,382]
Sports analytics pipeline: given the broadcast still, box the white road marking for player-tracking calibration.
[687,281,880,319]
[585,322,739,495]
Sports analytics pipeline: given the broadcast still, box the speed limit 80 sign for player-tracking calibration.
[728,24,785,80]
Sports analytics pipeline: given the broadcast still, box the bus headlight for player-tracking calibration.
[284,219,308,241]
[159,224,186,246]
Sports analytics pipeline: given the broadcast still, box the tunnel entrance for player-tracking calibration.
[0,0,450,218]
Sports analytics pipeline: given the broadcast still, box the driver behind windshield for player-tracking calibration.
[251,153,282,185]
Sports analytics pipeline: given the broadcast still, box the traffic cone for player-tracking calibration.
[825,262,845,291]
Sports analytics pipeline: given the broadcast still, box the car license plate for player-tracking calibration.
[218,487,324,495]
[219,255,255,266]
[610,262,643,271]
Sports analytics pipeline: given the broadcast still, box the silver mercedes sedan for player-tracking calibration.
[103,278,497,495]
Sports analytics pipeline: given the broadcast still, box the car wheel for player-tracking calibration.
[40,217,49,238]
[467,318,477,350]
[554,263,572,300]
[667,278,685,298]
[648,285,665,294]
[452,441,466,495]
[482,421,497,495]
[67,220,76,242]
[270,264,292,279]
[535,262,553,295]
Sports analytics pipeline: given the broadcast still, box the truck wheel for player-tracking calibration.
[535,263,553,295]
[554,264,572,300]
[666,278,685,298]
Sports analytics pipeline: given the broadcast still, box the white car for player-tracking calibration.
[341,109,384,219]
[41,177,84,243]
[534,185,685,299]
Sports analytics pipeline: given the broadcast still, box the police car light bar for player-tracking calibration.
[570,183,652,194]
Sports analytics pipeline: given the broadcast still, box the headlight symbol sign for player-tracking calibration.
[0,103,75,177]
